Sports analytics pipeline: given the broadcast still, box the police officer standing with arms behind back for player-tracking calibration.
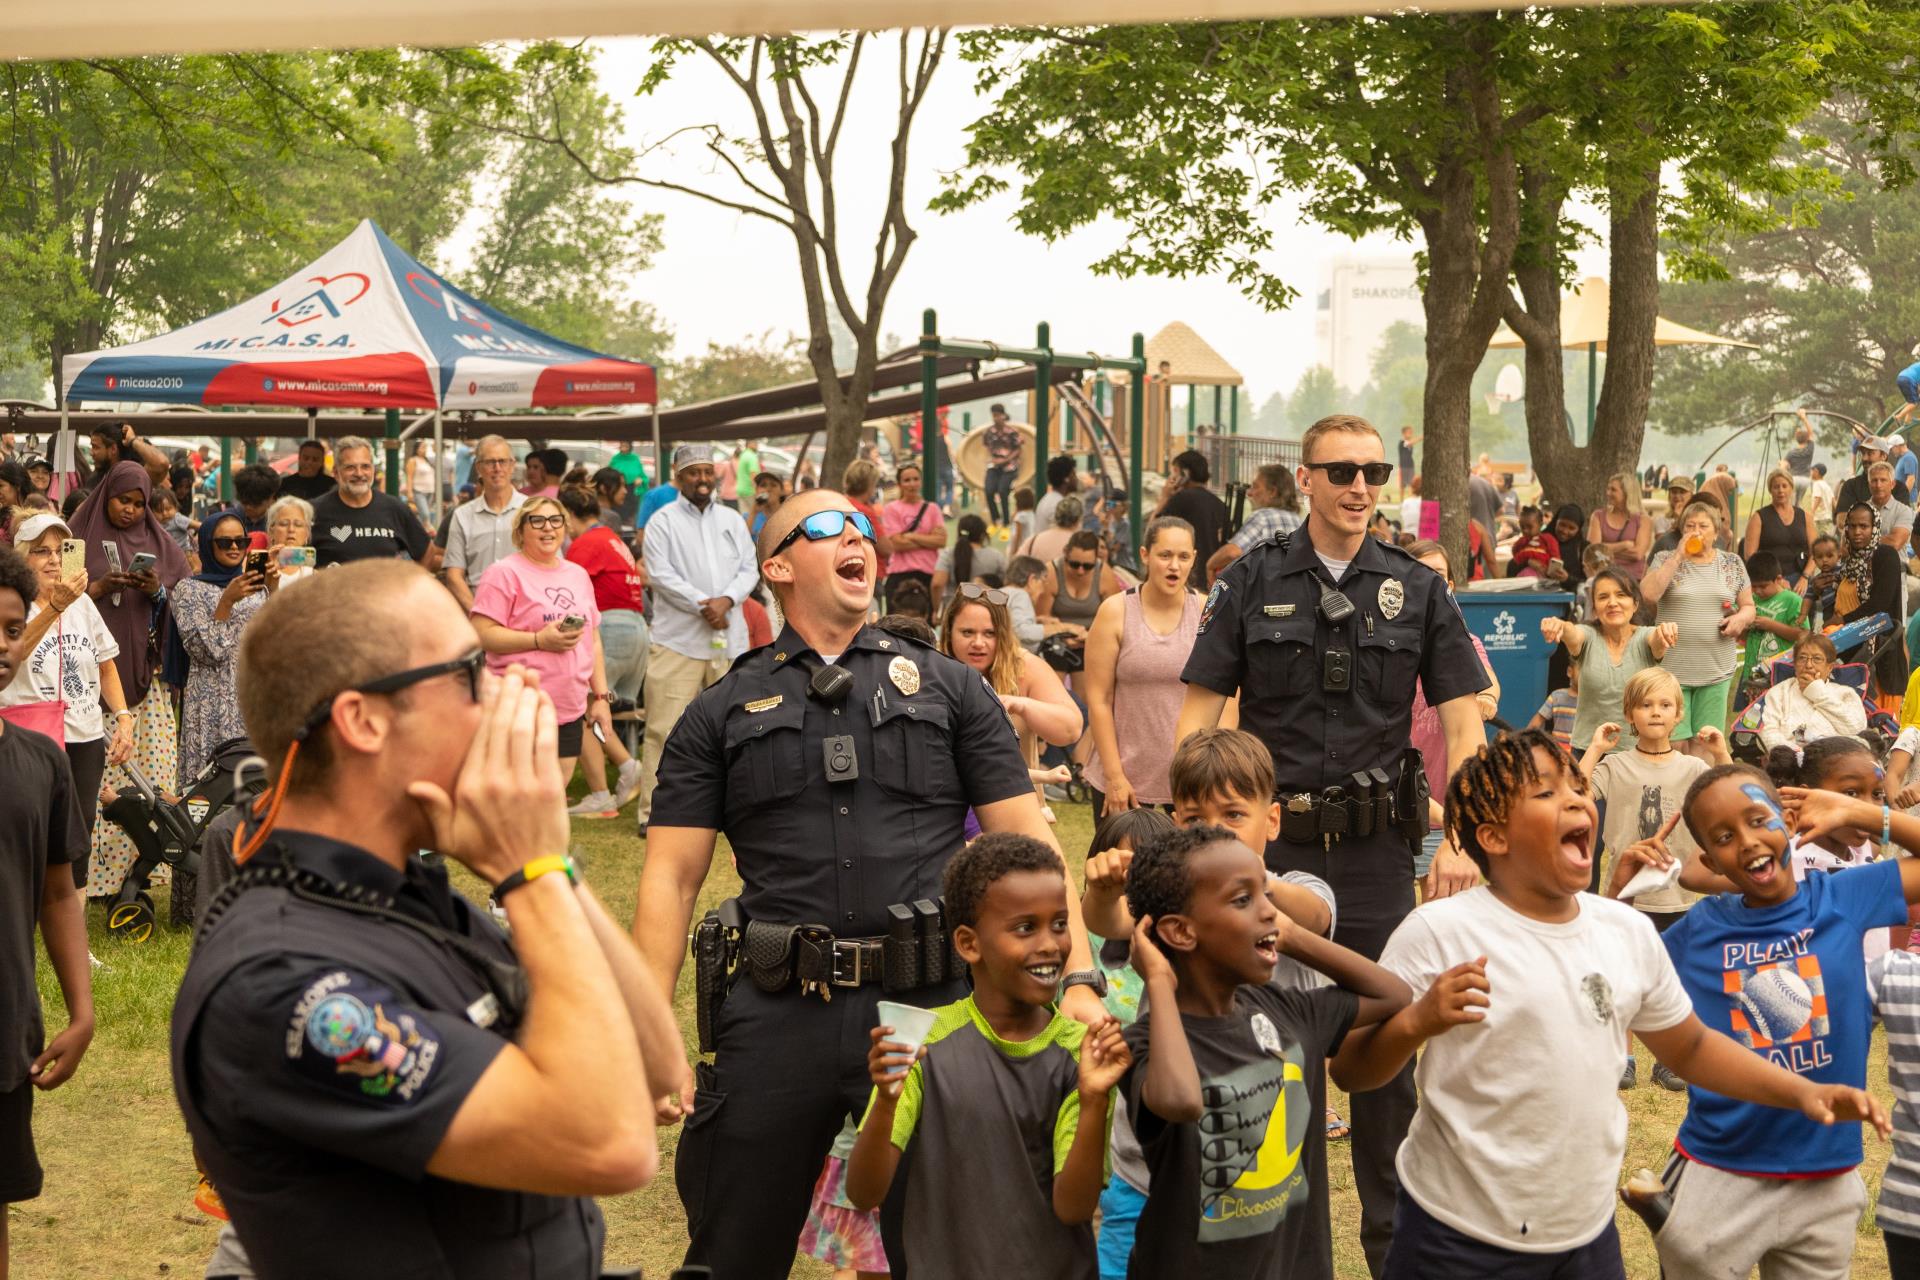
[171,560,684,1279]
[634,485,1110,1279]
[1176,413,1489,1278]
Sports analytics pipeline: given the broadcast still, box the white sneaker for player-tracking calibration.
[613,760,643,810]
[568,790,617,818]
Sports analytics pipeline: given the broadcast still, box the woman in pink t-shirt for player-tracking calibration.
[469,496,611,776]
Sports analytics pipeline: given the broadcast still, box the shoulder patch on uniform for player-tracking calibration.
[1199,580,1228,634]
[285,970,443,1106]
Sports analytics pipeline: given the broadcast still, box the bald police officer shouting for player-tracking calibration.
[1177,414,1489,1277]
[635,486,1107,1278]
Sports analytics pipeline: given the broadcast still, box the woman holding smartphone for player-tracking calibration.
[65,461,188,897]
[0,512,135,883]
[171,513,271,789]
[469,496,613,779]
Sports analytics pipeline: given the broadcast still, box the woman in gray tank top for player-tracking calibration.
[1036,530,1111,636]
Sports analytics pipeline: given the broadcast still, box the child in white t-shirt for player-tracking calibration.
[1332,728,1886,1279]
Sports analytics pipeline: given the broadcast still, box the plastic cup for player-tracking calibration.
[876,1001,938,1057]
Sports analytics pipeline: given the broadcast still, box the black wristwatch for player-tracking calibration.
[1061,969,1108,999]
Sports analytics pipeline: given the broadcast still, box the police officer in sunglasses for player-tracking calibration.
[636,487,1109,1278]
[1176,413,1489,1278]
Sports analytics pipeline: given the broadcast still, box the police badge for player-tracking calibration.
[888,655,921,695]
[1378,578,1404,621]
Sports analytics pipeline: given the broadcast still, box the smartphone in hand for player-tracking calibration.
[561,614,587,630]
[244,550,271,576]
[60,538,86,579]
[128,551,158,575]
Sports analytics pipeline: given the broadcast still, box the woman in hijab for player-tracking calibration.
[171,512,270,789]
[65,461,188,897]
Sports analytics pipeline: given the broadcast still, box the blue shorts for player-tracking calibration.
[1384,1188,1625,1280]
[1096,1178,1146,1280]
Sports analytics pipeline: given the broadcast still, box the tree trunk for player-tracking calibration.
[1504,166,1575,512]
[1586,163,1661,504]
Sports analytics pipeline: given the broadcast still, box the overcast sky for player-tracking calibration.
[575,37,1395,409]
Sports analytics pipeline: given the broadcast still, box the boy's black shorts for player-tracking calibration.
[0,1083,42,1202]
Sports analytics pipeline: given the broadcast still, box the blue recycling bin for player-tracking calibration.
[1454,590,1577,731]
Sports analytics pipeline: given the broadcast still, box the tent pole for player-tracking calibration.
[432,409,445,527]
[651,404,663,493]
[384,409,401,496]
[220,437,233,504]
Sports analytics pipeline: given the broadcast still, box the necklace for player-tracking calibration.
[1635,744,1675,756]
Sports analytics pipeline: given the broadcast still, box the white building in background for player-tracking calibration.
[1315,257,1425,394]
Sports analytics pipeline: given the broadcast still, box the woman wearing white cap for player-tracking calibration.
[0,512,134,884]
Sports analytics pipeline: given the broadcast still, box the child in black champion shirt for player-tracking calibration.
[1120,825,1408,1280]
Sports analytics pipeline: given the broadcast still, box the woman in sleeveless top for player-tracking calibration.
[1743,467,1814,588]
[1587,471,1651,580]
[1032,529,1115,646]
[1081,517,1202,815]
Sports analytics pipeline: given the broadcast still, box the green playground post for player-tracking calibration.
[384,408,401,495]
[219,437,233,502]
[1034,321,1053,502]
[1230,389,1240,435]
[1187,386,1196,434]
[1129,333,1145,552]
[244,438,258,467]
[920,309,941,494]
[1213,385,1223,427]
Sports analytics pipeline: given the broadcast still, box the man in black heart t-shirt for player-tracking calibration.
[308,436,429,567]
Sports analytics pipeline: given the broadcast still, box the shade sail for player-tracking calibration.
[62,219,657,411]
[1487,275,1759,352]
[5,0,1645,62]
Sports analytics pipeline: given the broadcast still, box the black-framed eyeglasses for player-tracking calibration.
[211,535,249,550]
[522,514,565,530]
[1065,559,1098,571]
[295,649,486,742]
[957,583,1010,606]
[771,509,875,555]
[1305,460,1395,487]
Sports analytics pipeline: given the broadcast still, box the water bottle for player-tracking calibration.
[1619,1167,1672,1234]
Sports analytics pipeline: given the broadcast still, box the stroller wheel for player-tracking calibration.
[107,898,156,943]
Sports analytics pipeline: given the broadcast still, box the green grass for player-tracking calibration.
[16,803,1900,1278]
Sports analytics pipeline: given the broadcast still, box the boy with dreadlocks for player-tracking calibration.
[1332,728,1885,1280]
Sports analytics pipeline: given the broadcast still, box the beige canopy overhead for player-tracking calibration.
[1144,321,1244,387]
[1487,275,1760,352]
[5,0,1634,60]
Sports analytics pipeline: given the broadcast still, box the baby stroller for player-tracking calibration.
[98,736,268,941]
[1728,615,1901,767]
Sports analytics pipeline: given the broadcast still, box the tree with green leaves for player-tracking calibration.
[497,33,946,484]
[1655,101,1920,445]
[668,331,811,407]
[0,50,671,403]
[948,6,1920,566]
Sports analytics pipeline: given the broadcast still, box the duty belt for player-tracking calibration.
[1278,753,1430,850]
[739,909,962,1003]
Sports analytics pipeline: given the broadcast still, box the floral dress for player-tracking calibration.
[88,687,176,898]
[170,578,267,790]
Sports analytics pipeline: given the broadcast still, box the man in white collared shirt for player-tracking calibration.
[636,443,759,833]
[443,434,527,609]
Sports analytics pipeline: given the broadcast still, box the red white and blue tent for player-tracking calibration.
[61,218,657,411]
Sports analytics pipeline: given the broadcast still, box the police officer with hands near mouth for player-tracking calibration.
[171,560,680,1280]
[635,485,1110,1279]
[1176,413,1489,1278]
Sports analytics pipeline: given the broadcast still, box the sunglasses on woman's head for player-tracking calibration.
[770,508,875,554]
[1305,461,1395,487]
[211,536,249,550]
[957,583,1010,606]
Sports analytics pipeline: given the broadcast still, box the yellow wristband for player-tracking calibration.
[493,854,577,900]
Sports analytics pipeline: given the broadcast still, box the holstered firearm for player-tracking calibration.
[1396,750,1431,845]
[691,897,745,1055]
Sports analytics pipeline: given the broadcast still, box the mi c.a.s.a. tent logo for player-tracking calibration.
[265,274,373,328]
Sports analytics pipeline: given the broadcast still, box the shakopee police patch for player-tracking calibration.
[286,970,442,1105]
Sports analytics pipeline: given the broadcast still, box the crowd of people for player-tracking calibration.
[11,407,1920,1280]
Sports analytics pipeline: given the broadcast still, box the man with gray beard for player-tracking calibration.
[308,436,428,567]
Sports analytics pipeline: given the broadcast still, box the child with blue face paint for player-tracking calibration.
[1609,764,1920,1280]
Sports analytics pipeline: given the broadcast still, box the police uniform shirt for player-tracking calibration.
[1182,532,1488,789]
[171,831,602,1278]
[650,623,1033,935]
